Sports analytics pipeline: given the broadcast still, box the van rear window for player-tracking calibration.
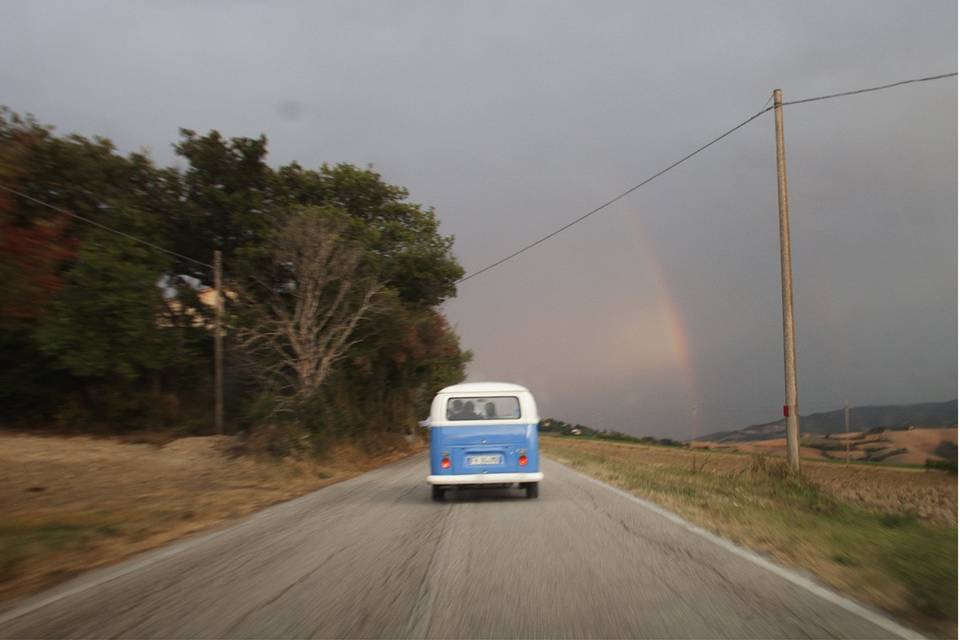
[446,396,521,421]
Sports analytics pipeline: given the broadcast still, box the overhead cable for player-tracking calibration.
[456,71,957,285]
[0,184,214,269]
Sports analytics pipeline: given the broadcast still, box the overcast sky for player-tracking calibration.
[2,1,956,437]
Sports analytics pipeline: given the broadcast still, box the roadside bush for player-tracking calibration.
[925,458,958,473]
[244,423,316,459]
[933,440,957,461]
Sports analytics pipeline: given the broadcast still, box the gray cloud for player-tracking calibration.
[2,0,955,437]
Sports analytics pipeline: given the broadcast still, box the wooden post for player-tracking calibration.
[773,89,801,473]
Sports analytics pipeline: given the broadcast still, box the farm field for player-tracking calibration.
[695,426,957,466]
[542,436,957,637]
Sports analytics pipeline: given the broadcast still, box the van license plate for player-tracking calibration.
[467,455,502,466]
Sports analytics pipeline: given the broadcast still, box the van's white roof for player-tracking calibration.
[439,382,530,394]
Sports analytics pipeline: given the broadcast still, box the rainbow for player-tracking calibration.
[627,216,702,439]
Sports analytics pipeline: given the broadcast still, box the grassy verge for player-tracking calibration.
[543,437,957,638]
[0,431,422,603]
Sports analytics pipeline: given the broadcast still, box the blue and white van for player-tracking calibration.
[426,382,542,501]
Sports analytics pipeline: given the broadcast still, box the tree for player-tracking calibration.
[236,206,381,412]
[271,162,463,306]
[0,109,77,325]
[173,129,272,275]
[35,214,177,381]
[0,214,77,324]
[0,112,470,437]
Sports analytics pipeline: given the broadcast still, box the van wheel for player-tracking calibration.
[431,485,445,502]
[525,482,539,499]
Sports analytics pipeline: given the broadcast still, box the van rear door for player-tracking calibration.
[445,425,527,474]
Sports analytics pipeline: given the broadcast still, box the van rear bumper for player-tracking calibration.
[427,472,543,485]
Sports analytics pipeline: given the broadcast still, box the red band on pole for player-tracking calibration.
[783,405,790,417]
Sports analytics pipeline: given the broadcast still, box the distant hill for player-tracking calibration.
[698,399,958,443]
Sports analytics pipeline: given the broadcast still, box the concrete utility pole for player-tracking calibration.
[214,250,224,435]
[773,89,801,472]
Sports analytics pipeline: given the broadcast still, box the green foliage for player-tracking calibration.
[173,129,272,270]
[270,162,463,306]
[0,109,469,437]
[0,329,71,416]
[36,223,174,380]
[880,523,957,618]
[925,458,958,473]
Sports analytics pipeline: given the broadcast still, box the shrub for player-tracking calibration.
[925,458,958,473]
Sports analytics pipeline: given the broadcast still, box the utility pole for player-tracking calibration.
[214,250,224,435]
[773,89,801,473]
[844,401,851,464]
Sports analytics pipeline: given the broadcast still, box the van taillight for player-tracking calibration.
[519,454,528,466]
[441,457,451,469]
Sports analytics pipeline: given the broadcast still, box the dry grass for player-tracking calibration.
[0,431,421,603]
[570,437,956,524]
[802,459,957,524]
[543,436,958,638]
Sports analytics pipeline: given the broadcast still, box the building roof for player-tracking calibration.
[438,381,530,394]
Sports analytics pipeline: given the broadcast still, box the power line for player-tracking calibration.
[780,71,957,107]
[456,106,772,284]
[456,71,957,285]
[760,93,774,112]
[0,184,213,269]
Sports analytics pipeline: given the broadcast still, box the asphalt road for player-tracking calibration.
[0,454,916,639]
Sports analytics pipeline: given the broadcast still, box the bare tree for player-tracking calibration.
[236,207,381,412]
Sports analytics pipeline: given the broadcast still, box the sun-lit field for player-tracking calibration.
[696,426,957,466]
[543,436,958,637]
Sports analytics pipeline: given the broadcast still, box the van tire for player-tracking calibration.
[431,485,445,502]
[525,482,539,499]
